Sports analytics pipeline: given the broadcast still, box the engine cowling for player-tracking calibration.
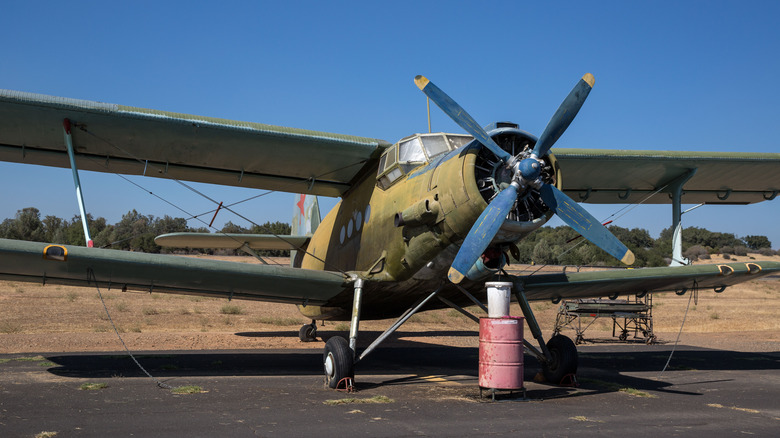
[473,123,561,243]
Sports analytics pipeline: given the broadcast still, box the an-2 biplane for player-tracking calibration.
[0,74,778,388]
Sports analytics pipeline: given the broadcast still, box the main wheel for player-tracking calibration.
[542,334,578,384]
[323,336,354,389]
[299,323,317,342]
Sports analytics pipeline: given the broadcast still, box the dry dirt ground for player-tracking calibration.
[1,254,778,354]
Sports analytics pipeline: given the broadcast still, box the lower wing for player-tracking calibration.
[514,261,780,301]
[0,238,348,305]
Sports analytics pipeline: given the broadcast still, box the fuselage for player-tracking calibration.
[296,126,560,320]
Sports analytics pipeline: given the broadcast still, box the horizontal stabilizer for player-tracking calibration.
[155,233,310,250]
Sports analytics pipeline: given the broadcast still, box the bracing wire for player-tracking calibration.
[75,126,362,274]
[88,268,174,390]
[556,182,671,262]
[657,280,698,380]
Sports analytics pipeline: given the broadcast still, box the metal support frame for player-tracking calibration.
[437,295,479,323]
[349,278,365,358]
[454,284,488,313]
[513,288,552,363]
[666,169,697,266]
[63,119,93,247]
[238,243,269,265]
[357,286,441,362]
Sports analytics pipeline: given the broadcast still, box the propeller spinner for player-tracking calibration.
[415,74,634,283]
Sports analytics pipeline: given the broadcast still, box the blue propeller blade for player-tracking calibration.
[539,184,635,265]
[415,76,512,162]
[448,184,519,283]
[532,73,595,158]
[415,72,632,284]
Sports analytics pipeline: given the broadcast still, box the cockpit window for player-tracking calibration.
[376,133,475,190]
[398,137,425,163]
[384,145,397,170]
[446,134,473,150]
[421,135,449,159]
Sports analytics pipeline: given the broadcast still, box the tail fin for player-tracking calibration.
[292,194,321,236]
[291,194,320,268]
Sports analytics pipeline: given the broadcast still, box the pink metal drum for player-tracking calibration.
[479,317,524,390]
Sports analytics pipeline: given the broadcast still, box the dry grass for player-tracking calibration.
[79,382,109,391]
[0,254,777,353]
[171,385,206,394]
[323,395,394,405]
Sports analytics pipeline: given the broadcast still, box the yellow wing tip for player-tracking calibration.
[448,267,465,284]
[414,75,430,90]
[582,73,595,88]
[621,250,635,265]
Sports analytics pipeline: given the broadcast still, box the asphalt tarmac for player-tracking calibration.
[1,341,778,437]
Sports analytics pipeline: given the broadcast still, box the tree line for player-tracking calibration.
[0,207,774,265]
[0,207,291,256]
[512,224,775,267]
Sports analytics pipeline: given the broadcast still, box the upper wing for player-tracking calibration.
[553,148,780,204]
[514,261,780,301]
[155,232,310,250]
[0,90,390,197]
[0,238,349,305]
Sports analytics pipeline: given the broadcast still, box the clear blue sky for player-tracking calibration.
[2,1,779,248]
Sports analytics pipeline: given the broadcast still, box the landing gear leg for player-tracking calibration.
[514,288,578,384]
[323,278,363,388]
[299,320,317,342]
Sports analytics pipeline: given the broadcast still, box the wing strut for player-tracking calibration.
[667,169,697,266]
[358,286,442,362]
[63,118,93,247]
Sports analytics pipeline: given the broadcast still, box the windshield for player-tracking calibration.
[398,137,425,163]
[377,133,472,189]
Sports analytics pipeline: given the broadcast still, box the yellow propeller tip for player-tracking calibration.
[621,250,635,265]
[582,73,595,88]
[414,75,430,90]
[447,267,465,284]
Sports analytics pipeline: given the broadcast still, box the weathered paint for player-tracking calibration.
[479,317,525,390]
[1,87,779,324]
[0,89,390,197]
[0,238,348,305]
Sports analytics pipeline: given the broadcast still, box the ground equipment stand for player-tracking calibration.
[553,294,655,344]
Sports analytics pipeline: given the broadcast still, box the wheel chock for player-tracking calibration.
[558,373,579,387]
[336,377,354,393]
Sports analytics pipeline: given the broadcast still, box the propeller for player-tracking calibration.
[415,74,634,284]
[414,76,512,163]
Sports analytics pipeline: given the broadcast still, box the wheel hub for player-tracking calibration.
[324,353,334,376]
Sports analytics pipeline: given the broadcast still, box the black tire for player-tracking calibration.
[542,334,578,384]
[299,324,317,342]
[323,336,354,389]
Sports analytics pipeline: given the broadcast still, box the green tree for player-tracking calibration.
[106,210,154,251]
[42,215,66,243]
[220,221,249,234]
[743,235,771,250]
[64,214,108,246]
[250,221,293,256]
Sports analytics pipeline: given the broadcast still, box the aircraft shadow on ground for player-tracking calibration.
[234,329,480,340]
[42,343,778,399]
